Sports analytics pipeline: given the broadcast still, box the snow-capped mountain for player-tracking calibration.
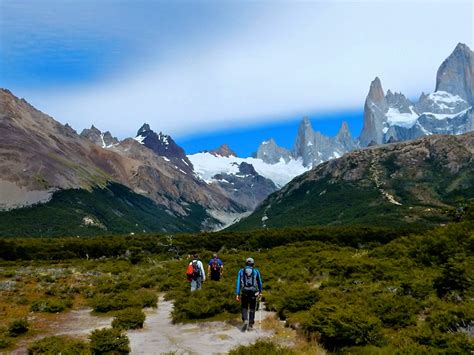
[134,123,194,174]
[360,43,473,146]
[188,151,308,188]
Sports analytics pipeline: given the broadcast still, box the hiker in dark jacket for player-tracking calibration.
[235,257,263,331]
[207,253,224,281]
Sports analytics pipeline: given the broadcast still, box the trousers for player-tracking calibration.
[190,277,202,291]
[241,292,257,325]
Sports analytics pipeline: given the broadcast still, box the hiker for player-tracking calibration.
[186,254,206,291]
[207,253,224,281]
[235,257,263,331]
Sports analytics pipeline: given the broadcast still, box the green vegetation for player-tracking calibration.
[0,204,473,353]
[231,154,474,231]
[7,319,28,337]
[89,328,130,354]
[112,308,146,330]
[0,182,213,237]
[28,336,90,354]
[229,340,295,354]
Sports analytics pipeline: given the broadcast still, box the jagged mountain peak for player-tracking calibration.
[338,121,350,134]
[205,144,237,157]
[435,42,473,104]
[132,123,193,173]
[367,77,385,103]
[81,125,118,148]
[137,123,151,136]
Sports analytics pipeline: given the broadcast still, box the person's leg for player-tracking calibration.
[248,296,257,327]
[196,277,202,290]
[241,294,249,323]
[190,279,197,292]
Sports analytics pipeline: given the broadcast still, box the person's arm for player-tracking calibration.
[256,269,263,294]
[219,260,224,275]
[235,269,242,300]
[207,262,211,277]
[200,261,206,281]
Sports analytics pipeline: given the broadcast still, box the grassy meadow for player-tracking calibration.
[0,210,473,353]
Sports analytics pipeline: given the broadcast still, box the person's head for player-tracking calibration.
[193,253,199,260]
[213,253,218,259]
[246,257,254,266]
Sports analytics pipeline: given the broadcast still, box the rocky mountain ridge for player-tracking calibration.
[0,89,244,232]
[231,131,474,230]
[359,43,473,146]
[257,43,473,169]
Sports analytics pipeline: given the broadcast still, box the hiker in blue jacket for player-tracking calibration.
[235,257,263,331]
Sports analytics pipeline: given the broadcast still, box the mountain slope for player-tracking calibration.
[0,182,212,237]
[0,89,244,232]
[230,132,474,230]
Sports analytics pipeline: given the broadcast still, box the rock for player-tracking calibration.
[436,43,474,105]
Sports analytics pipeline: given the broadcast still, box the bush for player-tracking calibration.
[304,303,384,350]
[229,340,295,354]
[91,292,141,313]
[8,318,29,337]
[112,308,146,330]
[0,337,10,349]
[136,289,158,308]
[433,259,471,298]
[171,282,239,322]
[28,336,90,354]
[91,290,157,313]
[30,298,72,313]
[371,294,420,328]
[89,328,130,354]
[266,285,319,319]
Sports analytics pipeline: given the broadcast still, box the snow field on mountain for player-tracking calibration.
[188,152,309,187]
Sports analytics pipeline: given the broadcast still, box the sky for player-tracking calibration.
[1,0,473,156]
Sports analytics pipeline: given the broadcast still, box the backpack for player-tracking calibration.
[210,259,221,273]
[241,266,258,294]
[186,260,201,281]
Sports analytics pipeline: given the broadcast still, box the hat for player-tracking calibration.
[246,257,254,265]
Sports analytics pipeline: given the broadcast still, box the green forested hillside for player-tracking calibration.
[231,133,474,231]
[0,182,213,237]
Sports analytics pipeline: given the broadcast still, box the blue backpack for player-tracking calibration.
[241,266,258,294]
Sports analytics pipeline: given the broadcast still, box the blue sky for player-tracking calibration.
[1,1,473,157]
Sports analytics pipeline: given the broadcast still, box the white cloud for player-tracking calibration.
[20,1,474,139]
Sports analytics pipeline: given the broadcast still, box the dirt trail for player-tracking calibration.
[128,297,276,354]
[13,297,278,354]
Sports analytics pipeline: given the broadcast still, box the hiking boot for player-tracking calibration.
[241,322,248,332]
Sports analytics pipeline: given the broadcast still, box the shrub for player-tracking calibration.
[371,294,420,328]
[266,285,319,319]
[229,340,295,355]
[171,282,239,322]
[0,337,10,349]
[8,318,29,337]
[112,308,146,330]
[90,292,141,313]
[27,335,90,354]
[304,303,384,350]
[91,290,158,313]
[426,301,474,333]
[433,259,471,298]
[30,298,72,313]
[89,328,130,354]
[136,289,158,308]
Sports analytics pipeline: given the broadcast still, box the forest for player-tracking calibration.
[0,207,472,353]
